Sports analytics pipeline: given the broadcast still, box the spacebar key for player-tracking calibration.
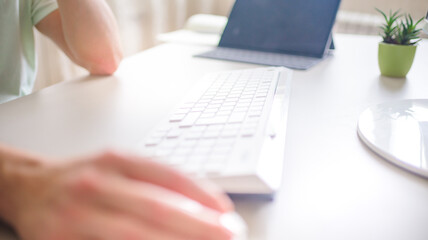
[179,112,201,127]
[196,116,229,125]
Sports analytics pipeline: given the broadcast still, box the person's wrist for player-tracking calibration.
[0,147,46,227]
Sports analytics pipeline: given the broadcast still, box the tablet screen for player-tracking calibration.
[219,0,341,58]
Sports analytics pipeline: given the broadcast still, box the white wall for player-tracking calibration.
[341,0,427,17]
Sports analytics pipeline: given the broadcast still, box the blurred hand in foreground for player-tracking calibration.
[0,146,234,240]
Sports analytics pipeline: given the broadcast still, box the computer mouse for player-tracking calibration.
[166,192,248,240]
[220,212,248,240]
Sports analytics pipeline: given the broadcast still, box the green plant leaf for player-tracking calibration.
[376,8,423,45]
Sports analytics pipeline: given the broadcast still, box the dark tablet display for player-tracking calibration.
[219,0,341,58]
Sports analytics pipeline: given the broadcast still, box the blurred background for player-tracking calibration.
[34,0,428,90]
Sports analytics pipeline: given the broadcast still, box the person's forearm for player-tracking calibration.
[57,0,123,75]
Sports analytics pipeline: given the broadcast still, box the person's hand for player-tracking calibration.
[4,150,235,240]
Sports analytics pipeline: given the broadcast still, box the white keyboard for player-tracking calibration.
[138,67,292,194]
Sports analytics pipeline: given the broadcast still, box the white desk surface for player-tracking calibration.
[1,34,428,240]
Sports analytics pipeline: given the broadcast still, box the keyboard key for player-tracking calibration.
[173,148,193,156]
[238,98,251,103]
[211,100,224,104]
[217,110,233,116]
[223,123,241,131]
[221,130,239,138]
[185,132,203,140]
[252,101,265,107]
[225,97,239,102]
[248,111,262,117]
[190,107,205,112]
[195,103,209,108]
[145,138,162,146]
[200,112,216,118]
[168,156,187,165]
[220,106,234,111]
[234,106,248,112]
[155,149,174,157]
[203,130,221,138]
[212,145,233,154]
[236,102,251,108]
[196,116,229,126]
[193,147,212,156]
[200,96,214,101]
[245,87,257,91]
[256,93,268,98]
[166,129,182,138]
[190,126,207,132]
[250,106,263,112]
[207,103,222,109]
[180,112,201,127]
[214,139,236,147]
[241,95,253,99]
[253,98,265,103]
[243,122,258,129]
[180,139,198,148]
[206,125,224,132]
[223,102,236,106]
[187,156,207,164]
[228,112,246,123]
[203,108,219,113]
[198,99,211,103]
[241,129,256,137]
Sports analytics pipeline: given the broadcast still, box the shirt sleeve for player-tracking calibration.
[31,0,59,25]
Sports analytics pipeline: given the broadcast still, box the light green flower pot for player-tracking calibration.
[378,42,417,78]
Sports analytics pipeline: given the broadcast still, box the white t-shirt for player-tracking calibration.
[0,0,58,104]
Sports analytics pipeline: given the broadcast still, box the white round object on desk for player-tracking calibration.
[358,99,428,178]
[185,14,228,34]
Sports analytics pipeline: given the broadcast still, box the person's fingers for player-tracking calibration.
[76,205,192,240]
[197,179,234,211]
[59,202,144,240]
[87,173,233,240]
[96,151,234,212]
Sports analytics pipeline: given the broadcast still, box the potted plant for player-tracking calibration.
[377,9,424,78]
